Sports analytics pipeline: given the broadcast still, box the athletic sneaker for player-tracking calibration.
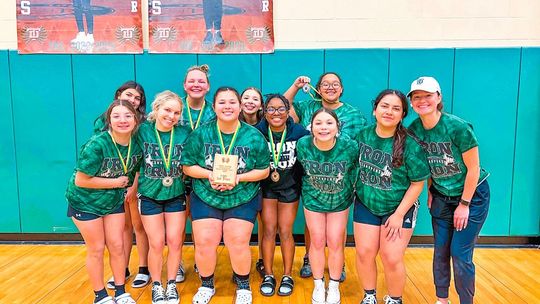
[115,292,136,304]
[214,31,224,45]
[166,281,180,304]
[383,295,402,304]
[234,289,252,304]
[326,280,340,304]
[95,296,115,304]
[176,264,186,283]
[300,256,312,278]
[70,32,85,45]
[192,286,215,304]
[311,279,325,304]
[203,31,213,45]
[339,265,346,282]
[361,293,377,304]
[152,283,166,304]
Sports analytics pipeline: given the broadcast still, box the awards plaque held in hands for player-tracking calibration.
[212,154,238,185]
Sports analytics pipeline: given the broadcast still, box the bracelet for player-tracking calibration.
[459,198,471,206]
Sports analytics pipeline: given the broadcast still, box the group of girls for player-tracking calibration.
[66,65,490,304]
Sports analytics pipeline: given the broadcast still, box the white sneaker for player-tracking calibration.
[115,292,136,304]
[95,296,115,304]
[106,276,115,290]
[311,279,325,304]
[152,283,166,304]
[361,293,377,304]
[86,33,94,44]
[166,281,180,304]
[176,264,186,283]
[383,295,402,304]
[234,289,252,304]
[192,286,215,304]
[326,280,340,304]
[70,32,86,44]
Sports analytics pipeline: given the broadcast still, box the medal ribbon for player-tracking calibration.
[187,99,205,130]
[155,124,174,175]
[217,122,240,155]
[302,83,339,104]
[268,127,287,170]
[109,132,132,174]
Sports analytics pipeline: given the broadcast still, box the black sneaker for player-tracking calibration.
[166,281,180,304]
[151,282,166,304]
[299,256,312,278]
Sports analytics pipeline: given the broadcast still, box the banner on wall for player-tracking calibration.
[148,0,274,53]
[16,0,143,54]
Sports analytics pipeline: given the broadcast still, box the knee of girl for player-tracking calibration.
[310,237,327,250]
[355,247,376,262]
[150,239,166,251]
[87,245,106,258]
[380,251,402,270]
[263,225,277,239]
[277,228,293,241]
[107,242,124,257]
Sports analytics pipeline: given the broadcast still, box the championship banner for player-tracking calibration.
[16,0,143,54]
[148,0,274,53]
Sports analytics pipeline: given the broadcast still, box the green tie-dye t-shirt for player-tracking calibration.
[66,132,143,215]
[136,121,191,200]
[408,113,489,197]
[180,120,270,209]
[296,136,359,212]
[293,99,367,142]
[355,125,431,215]
[180,99,216,131]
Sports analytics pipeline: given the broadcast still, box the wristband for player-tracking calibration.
[459,198,471,206]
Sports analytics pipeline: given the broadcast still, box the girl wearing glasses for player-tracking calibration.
[181,87,270,304]
[354,90,430,304]
[66,100,143,304]
[255,94,309,297]
[296,108,358,304]
[285,72,367,280]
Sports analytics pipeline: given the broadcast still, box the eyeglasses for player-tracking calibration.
[320,82,342,89]
[266,107,287,114]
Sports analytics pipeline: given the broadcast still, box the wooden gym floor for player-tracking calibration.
[0,244,539,303]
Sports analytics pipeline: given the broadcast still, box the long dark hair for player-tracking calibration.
[114,80,147,120]
[239,87,264,124]
[373,89,410,168]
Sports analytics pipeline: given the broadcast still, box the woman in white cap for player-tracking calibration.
[407,76,490,304]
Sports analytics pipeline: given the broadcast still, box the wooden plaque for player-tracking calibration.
[212,154,238,185]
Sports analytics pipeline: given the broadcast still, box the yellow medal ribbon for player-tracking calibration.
[154,124,174,175]
[302,83,339,104]
[268,127,287,169]
[187,99,206,130]
[217,122,240,155]
[109,131,132,174]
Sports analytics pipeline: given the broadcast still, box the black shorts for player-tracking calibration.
[353,198,419,229]
[190,191,262,224]
[139,195,186,215]
[262,186,300,203]
[67,203,124,221]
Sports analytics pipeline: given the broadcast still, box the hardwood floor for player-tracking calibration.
[0,244,538,303]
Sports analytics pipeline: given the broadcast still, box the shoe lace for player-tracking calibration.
[166,283,178,299]
[383,295,401,304]
[362,293,377,304]
[152,284,165,300]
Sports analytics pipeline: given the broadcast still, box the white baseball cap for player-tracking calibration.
[407,76,441,97]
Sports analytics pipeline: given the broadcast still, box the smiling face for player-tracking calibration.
[156,98,182,131]
[265,97,288,129]
[241,88,262,115]
[410,90,442,117]
[118,88,142,109]
[213,90,241,122]
[374,93,405,130]
[109,105,136,135]
[317,73,343,104]
[184,70,210,100]
[311,111,339,142]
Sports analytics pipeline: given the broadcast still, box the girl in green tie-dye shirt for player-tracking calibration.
[296,108,358,304]
[354,90,430,304]
[66,100,143,304]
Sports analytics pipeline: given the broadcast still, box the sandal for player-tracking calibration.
[259,275,276,297]
[277,275,294,296]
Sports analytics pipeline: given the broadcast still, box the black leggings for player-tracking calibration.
[73,0,94,34]
[202,0,223,31]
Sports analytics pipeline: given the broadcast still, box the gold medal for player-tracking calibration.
[271,170,280,182]
[162,176,174,187]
